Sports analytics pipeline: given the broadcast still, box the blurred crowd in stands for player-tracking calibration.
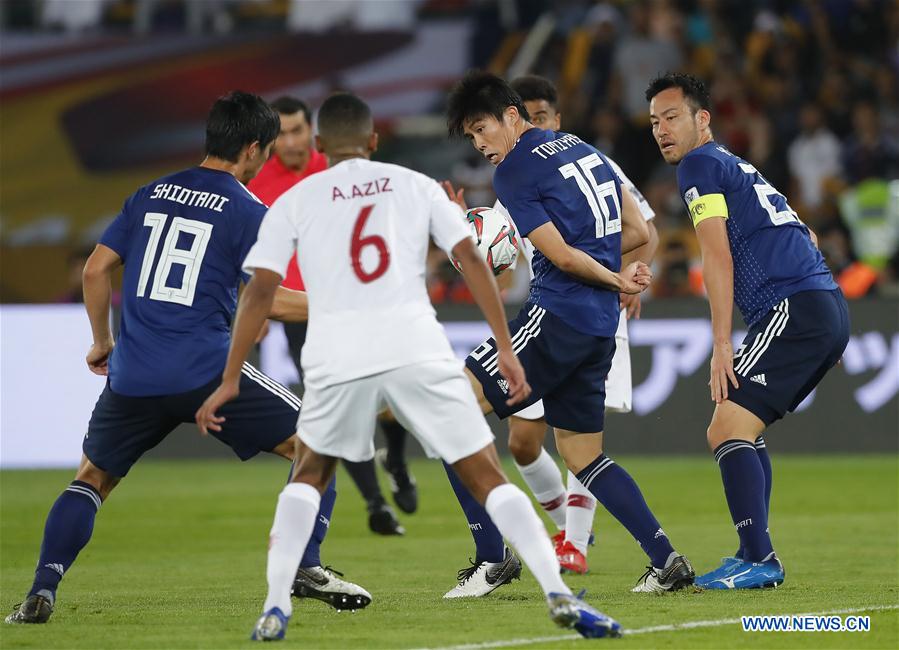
[432,0,899,305]
[4,0,897,304]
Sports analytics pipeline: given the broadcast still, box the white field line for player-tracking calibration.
[411,604,899,650]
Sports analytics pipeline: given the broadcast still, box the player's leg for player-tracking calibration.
[209,365,368,611]
[548,335,693,593]
[7,387,173,624]
[386,360,620,638]
[252,373,380,640]
[375,411,418,514]
[698,290,849,590]
[341,457,404,535]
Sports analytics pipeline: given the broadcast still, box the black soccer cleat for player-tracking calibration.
[5,595,53,624]
[375,448,418,514]
[632,554,695,593]
[367,500,405,535]
[291,566,372,611]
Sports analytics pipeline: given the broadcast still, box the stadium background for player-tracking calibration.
[1,0,895,466]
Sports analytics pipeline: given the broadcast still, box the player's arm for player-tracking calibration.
[82,243,123,376]
[619,185,650,255]
[196,269,282,433]
[452,237,530,405]
[527,221,651,294]
[694,216,739,403]
[268,286,308,322]
[621,219,659,319]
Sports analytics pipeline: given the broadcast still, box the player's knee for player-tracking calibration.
[508,432,541,465]
[74,459,118,501]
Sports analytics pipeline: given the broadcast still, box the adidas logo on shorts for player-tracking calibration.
[497,379,509,394]
[750,373,768,386]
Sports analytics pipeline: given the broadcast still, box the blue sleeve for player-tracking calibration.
[493,160,550,237]
[99,192,139,259]
[235,201,266,281]
[676,153,725,204]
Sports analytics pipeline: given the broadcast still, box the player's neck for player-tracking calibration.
[199,156,241,179]
[327,148,370,167]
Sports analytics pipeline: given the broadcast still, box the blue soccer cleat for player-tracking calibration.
[547,591,622,639]
[250,607,290,641]
[696,555,785,589]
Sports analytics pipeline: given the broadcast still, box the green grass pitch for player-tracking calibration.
[2,455,897,649]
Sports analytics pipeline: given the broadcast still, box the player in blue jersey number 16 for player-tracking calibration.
[647,73,849,589]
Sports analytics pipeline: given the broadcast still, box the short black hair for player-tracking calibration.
[205,91,280,162]
[510,74,558,109]
[446,70,530,138]
[645,72,710,113]
[270,96,312,125]
[317,92,372,140]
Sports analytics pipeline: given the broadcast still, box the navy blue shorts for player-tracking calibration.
[83,363,300,477]
[465,303,616,433]
[729,289,850,425]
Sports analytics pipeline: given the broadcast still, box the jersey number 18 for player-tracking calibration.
[137,212,213,307]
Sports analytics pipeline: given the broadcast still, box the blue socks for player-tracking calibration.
[714,439,774,563]
[29,481,102,604]
[297,468,336,569]
[735,436,772,560]
[576,454,675,568]
[443,462,505,564]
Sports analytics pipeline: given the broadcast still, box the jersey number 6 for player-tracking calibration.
[350,204,390,283]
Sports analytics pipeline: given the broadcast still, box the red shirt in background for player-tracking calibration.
[247,148,328,290]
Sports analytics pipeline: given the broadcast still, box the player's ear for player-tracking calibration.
[314,134,325,153]
[696,108,711,131]
[553,112,561,130]
[246,140,261,160]
[368,132,379,154]
[504,106,520,127]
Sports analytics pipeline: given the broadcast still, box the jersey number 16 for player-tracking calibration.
[559,153,622,238]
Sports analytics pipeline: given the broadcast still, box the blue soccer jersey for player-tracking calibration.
[493,129,622,337]
[677,143,837,326]
[99,167,267,396]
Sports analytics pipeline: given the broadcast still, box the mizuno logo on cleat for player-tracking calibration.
[750,374,767,386]
[713,567,752,589]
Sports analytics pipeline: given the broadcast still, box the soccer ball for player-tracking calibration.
[451,207,520,276]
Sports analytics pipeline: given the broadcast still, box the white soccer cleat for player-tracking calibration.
[292,566,372,611]
[443,549,522,598]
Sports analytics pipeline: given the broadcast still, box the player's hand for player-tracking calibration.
[497,346,531,406]
[709,340,739,403]
[86,339,114,375]
[441,180,469,211]
[619,261,652,294]
[195,378,240,435]
[620,292,642,319]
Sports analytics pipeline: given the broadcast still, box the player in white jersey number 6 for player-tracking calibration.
[196,92,622,642]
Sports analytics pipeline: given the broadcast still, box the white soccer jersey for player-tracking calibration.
[243,158,471,387]
[499,156,655,271]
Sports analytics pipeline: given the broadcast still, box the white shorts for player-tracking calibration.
[511,309,632,421]
[298,358,494,464]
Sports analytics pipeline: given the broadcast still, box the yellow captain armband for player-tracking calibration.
[687,193,728,228]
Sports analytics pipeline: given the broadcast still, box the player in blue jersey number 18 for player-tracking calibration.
[647,73,849,589]
[5,92,369,626]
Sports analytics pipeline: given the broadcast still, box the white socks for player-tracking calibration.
[515,448,567,530]
[565,471,597,554]
[262,482,321,617]
[485,483,570,596]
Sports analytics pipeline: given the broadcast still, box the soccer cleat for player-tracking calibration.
[557,540,589,575]
[443,548,522,598]
[367,500,405,536]
[250,607,289,641]
[291,565,372,611]
[551,530,595,550]
[547,591,622,638]
[632,554,695,593]
[375,448,418,514]
[696,556,785,589]
[5,595,53,624]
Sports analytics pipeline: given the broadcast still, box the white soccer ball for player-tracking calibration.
[451,207,520,276]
